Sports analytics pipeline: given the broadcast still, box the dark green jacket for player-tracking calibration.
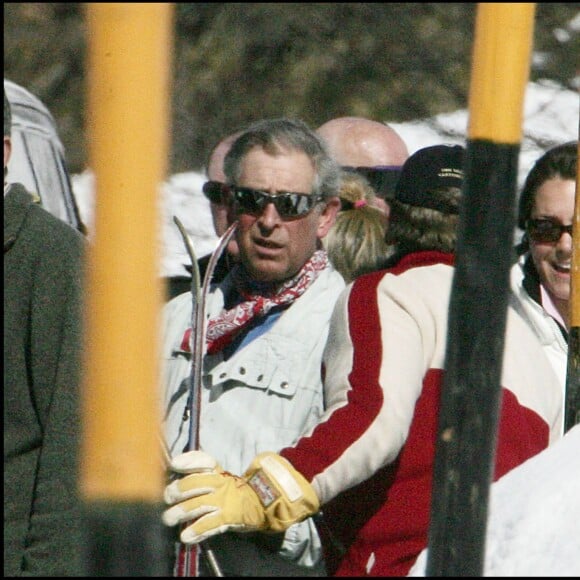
[4,183,85,576]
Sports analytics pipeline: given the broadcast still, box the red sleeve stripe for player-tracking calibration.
[281,270,386,482]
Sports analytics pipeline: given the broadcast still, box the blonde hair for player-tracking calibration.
[323,171,389,283]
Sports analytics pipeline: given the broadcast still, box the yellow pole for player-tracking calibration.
[565,140,580,431]
[571,141,580,330]
[427,3,536,576]
[468,3,536,144]
[81,3,173,575]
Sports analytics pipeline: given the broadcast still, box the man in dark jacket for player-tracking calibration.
[4,87,86,576]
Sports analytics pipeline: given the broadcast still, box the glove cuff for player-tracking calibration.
[244,452,320,532]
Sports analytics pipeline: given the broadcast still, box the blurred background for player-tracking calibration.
[4,3,579,176]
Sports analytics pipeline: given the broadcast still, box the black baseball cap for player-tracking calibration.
[395,144,465,213]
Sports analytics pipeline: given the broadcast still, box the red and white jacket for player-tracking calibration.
[281,251,563,576]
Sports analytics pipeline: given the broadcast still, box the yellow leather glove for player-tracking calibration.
[162,450,320,544]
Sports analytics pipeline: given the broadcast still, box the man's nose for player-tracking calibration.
[257,201,283,227]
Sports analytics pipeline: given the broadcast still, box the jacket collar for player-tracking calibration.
[382,249,455,274]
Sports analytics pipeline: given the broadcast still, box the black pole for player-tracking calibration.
[426,4,536,576]
[82,502,173,576]
[565,327,580,432]
[427,142,520,576]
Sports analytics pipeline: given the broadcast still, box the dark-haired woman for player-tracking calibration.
[510,141,577,422]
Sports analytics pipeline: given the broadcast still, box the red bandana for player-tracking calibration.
[178,249,326,355]
[206,249,328,354]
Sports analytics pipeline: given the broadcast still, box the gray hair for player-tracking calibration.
[223,118,341,199]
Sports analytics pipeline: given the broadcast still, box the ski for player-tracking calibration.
[173,216,202,327]
[172,216,237,577]
[186,220,237,449]
[172,216,205,577]
[426,6,534,575]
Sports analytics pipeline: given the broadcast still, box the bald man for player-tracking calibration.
[204,131,242,260]
[166,131,241,300]
[316,116,409,203]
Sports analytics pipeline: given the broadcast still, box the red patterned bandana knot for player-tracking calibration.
[204,249,329,354]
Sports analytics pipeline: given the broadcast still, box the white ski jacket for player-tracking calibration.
[160,260,345,574]
[509,255,568,408]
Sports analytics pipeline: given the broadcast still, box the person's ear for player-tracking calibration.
[316,196,341,238]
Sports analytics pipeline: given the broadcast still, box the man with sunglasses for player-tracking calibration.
[160,118,344,576]
[511,140,577,421]
[316,116,409,217]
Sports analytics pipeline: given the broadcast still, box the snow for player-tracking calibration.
[158,172,218,276]
[390,79,579,187]
[71,79,579,575]
[72,168,219,278]
[409,425,580,576]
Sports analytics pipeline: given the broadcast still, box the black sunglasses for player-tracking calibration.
[202,180,232,205]
[231,186,325,220]
[342,165,402,200]
[526,218,573,243]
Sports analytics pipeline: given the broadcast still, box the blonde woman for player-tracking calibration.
[323,170,389,282]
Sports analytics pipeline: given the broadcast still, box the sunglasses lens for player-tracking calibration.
[527,219,565,243]
[233,187,318,219]
[364,168,401,199]
[233,187,261,214]
[275,194,302,217]
[343,166,402,199]
[203,181,230,204]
